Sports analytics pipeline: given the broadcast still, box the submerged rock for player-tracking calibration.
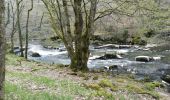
[31,52,41,57]
[104,65,118,71]
[96,53,123,60]
[94,44,132,49]
[135,56,153,62]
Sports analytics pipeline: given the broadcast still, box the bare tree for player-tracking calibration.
[39,12,44,30]
[16,0,24,57]
[25,0,33,59]
[0,0,5,99]
[9,0,24,53]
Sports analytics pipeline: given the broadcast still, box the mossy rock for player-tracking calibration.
[86,83,101,91]
[98,79,113,88]
[93,75,99,80]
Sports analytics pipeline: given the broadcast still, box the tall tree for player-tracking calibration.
[9,0,24,53]
[25,0,33,59]
[42,0,97,71]
[0,0,5,99]
[42,0,158,71]
[16,0,24,57]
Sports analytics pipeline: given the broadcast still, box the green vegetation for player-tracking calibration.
[5,54,166,100]
[98,79,113,88]
[145,81,162,91]
[5,82,72,100]
[6,71,93,96]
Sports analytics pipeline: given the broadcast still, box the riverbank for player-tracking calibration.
[5,54,170,100]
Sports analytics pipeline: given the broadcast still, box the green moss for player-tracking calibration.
[86,83,101,91]
[145,82,161,91]
[93,75,99,80]
[116,79,126,83]
[126,84,145,93]
[146,91,160,99]
[110,86,118,91]
[98,79,112,88]
[126,84,160,99]
[95,89,115,100]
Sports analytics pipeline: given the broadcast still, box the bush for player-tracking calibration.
[111,29,129,44]
[144,29,155,38]
[131,35,147,45]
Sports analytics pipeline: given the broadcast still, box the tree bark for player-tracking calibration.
[0,0,5,99]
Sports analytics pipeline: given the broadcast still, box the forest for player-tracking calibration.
[0,0,170,100]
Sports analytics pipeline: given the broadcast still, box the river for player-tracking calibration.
[26,43,170,82]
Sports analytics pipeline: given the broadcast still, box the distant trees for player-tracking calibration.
[8,0,34,59]
[0,0,5,99]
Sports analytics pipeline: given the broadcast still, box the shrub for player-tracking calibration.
[144,29,155,38]
[131,35,147,45]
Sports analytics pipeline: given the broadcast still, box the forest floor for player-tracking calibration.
[5,54,170,100]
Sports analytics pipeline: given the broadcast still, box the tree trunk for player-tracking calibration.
[16,0,24,57]
[25,0,33,59]
[0,0,5,99]
[42,0,97,71]
[10,32,14,53]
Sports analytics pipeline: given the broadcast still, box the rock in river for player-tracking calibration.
[31,52,41,57]
[96,53,123,60]
[161,74,170,84]
[135,56,153,62]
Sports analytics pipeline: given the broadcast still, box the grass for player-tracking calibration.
[145,81,162,91]
[6,71,93,97]
[5,54,164,100]
[5,81,72,100]
[98,79,112,88]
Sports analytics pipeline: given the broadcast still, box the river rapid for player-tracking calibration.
[25,43,170,82]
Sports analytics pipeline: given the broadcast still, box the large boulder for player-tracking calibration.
[161,74,170,84]
[31,52,41,57]
[96,53,123,60]
[135,56,153,62]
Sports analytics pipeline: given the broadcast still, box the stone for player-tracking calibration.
[96,53,123,60]
[31,52,41,57]
[135,56,153,62]
[94,44,132,49]
[161,74,170,84]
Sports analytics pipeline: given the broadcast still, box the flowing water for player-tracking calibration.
[27,43,170,81]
